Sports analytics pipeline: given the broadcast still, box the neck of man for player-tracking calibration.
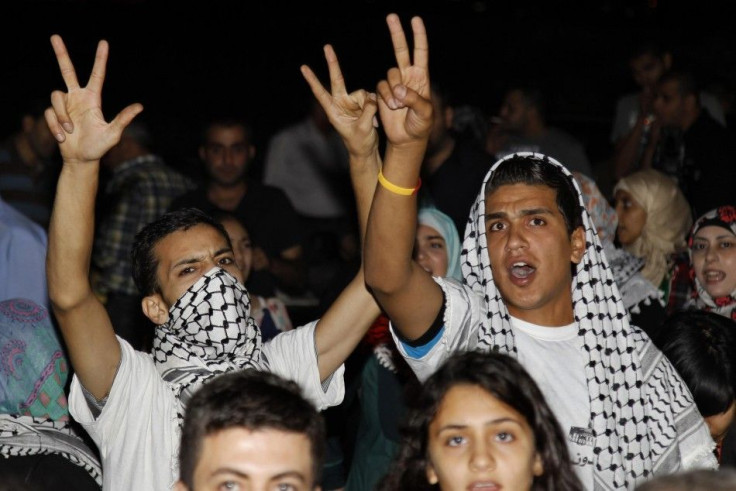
[508,300,575,327]
[207,181,247,211]
[423,135,455,175]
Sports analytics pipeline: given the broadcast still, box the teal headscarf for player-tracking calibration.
[417,207,462,281]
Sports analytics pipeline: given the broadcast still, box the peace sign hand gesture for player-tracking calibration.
[45,35,143,165]
[376,14,433,149]
[301,44,379,160]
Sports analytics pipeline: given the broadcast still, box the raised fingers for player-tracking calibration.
[410,16,429,70]
[86,40,109,94]
[50,35,80,90]
[108,103,144,136]
[323,44,347,96]
[44,107,65,143]
[300,64,332,112]
[50,90,73,134]
[386,13,411,70]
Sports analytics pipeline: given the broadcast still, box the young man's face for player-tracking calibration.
[147,224,243,318]
[630,53,667,90]
[484,183,584,326]
[653,79,687,128]
[179,427,318,491]
[498,90,529,133]
[199,125,253,187]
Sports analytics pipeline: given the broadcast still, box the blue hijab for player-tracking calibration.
[417,207,462,281]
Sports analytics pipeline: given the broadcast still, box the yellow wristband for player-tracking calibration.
[377,168,422,196]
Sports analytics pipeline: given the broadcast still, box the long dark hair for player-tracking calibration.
[379,351,582,491]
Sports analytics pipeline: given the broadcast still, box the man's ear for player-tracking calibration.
[248,144,256,160]
[173,481,188,491]
[198,145,206,162]
[570,226,586,264]
[141,294,169,325]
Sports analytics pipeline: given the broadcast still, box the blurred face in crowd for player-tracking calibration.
[414,224,449,277]
[653,79,689,128]
[484,184,585,326]
[23,114,57,160]
[691,225,736,299]
[499,90,529,133]
[178,427,317,491]
[425,384,543,491]
[144,224,243,323]
[630,52,669,90]
[614,189,647,246]
[200,124,254,187]
[220,218,254,283]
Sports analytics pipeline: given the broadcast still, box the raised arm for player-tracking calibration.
[300,44,382,381]
[45,35,143,400]
[364,14,442,340]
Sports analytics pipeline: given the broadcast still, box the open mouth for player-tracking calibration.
[510,261,536,279]
[704,269,726,283]
[467,482,500,491]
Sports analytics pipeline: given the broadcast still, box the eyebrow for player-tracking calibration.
[485,207,554,222]
[423,235,446,241]
[209,468,307,482]
[693,235,735,241]
[437,417,522,432]
[170,247,233,270]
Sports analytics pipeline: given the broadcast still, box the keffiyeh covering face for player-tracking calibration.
[688,206,736,321]
[418,206,463,281]
[153,267,261,405]
[461,152,714,489]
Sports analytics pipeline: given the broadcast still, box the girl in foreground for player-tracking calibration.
[380,351,582,491]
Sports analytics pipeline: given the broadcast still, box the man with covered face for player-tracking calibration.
[44,31,381,490]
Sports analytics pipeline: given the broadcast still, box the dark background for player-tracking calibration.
[3,0,735,179]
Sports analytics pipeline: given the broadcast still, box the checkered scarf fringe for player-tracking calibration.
[461,152,714,489]
[152,268,261,422]
[0,414,102,485]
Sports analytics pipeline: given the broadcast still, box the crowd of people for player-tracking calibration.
[1,11,735,491]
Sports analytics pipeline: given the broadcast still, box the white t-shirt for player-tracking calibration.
[69,320,344,491]
[511,316,594,489]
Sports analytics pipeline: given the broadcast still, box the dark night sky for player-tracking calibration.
[4,0,735,176]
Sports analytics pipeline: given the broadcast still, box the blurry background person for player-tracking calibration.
[651,310,736,465]
[614,169,693,313]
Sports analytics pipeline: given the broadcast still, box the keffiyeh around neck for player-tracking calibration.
[461,152,713,489]
[688,205,736,321]
[153,267,261,407]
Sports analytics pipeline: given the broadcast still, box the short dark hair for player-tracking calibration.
[131,208,231,296]
[200,116,253,146]
[513,86,547,120]
[629,39,669,62]
[653,310,736,417]
[659,70,699,99]
[485,154,584,235]
[178,370,325,489]
[380,351,582,491]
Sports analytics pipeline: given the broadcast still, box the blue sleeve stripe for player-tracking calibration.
[400,326,445,359]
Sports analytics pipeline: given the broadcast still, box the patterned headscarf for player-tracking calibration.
[418,206,462,281]
[0,299,101,484]
[461,152,714,489]
[614,169,692,287]
[687,205,736,321]
[153,267,261,407]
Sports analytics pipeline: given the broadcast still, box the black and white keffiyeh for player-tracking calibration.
[461,152,715,489]
[153,267,261,411]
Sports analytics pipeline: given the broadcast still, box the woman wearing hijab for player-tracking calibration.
[613,169,693,313]
[346,207,462,491]
[575,172,666,335]
[686,205,736,321]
